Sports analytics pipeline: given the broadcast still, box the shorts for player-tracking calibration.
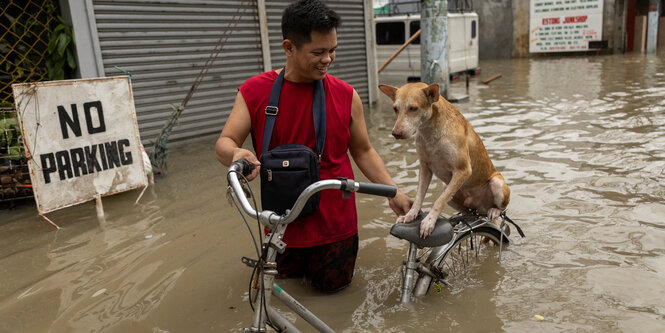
[275,233,359,293]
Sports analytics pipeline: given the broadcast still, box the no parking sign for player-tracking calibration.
[12,76,148,214]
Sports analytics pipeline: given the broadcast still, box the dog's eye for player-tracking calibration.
[409,106,418,112]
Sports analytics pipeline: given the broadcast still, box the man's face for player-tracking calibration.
[285,29,337,82]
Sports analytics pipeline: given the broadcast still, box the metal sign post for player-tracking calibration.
[421,0,449,99]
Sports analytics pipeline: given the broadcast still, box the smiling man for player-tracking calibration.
[215,0,411,292]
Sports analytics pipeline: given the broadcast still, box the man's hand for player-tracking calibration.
[388,189,412,216]
[232,148,261,181]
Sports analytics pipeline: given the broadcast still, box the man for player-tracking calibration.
[215,0,411,292]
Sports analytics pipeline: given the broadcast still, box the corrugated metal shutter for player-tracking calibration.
[92,0,263,144]
[265,0,370,105]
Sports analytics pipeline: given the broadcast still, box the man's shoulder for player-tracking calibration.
[242,70,277,90]
[325,74,354,94]
[239,71,277,112]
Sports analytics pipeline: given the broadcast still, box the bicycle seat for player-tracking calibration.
[390,213,454,247]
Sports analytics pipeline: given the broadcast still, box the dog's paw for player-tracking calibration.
[396,209,419,224]
[419,213,437,238]
[487,208,502,221]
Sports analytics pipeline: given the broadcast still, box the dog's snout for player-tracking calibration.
[392,131,404,139]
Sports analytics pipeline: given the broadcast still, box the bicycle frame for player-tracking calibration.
[245,224,335,333]
[227,160,396,332]
[398,217,508,303]
[228,159,512,330]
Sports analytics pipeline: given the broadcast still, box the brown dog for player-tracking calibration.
[379,82,510,238]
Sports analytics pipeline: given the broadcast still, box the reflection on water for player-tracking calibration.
[1,51,665,332]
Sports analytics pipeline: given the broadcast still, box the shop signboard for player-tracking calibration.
[530,0,604,53]
[12,76,147,214]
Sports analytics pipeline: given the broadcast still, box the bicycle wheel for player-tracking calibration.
[415,226,509,296]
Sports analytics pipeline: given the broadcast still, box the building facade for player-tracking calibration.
[59,0,377,145]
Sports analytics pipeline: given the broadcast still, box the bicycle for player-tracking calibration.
[226,159,523,332]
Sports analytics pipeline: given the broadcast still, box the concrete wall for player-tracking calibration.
[384,0,628,58]
[474,0,626,58]
[473,0,515,59]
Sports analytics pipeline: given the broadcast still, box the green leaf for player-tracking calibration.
[53,67,64,80]
[47,34,58,54]
[53,24,65,34]
[66,49,77,69]
[45,1,56,13]
[9,147,22,160]
[57,34,71,56]
[55,57,65,68]
[0,117,18,128]
[45,59,54,77]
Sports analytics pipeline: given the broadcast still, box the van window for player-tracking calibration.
[471,20,476,39]
[409,21,420,45]
[376,22,405,45]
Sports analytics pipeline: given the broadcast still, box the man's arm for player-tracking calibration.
[348,90,412,216]
[215,91,261,180]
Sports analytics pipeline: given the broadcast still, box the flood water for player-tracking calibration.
[2,50,665,333]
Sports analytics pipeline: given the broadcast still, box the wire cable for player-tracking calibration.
[228,167,277,329]
[228,171,260,258]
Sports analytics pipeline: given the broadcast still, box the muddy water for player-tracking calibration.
[2,51,665,333]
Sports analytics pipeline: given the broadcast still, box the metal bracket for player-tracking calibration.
[337,177,355,198]
[242,256,258,268]
[419,262,451,287]
[265,232,287,253]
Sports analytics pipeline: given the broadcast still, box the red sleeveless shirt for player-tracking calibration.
[239,71,357,247]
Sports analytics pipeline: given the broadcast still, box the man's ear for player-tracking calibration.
[422,84,440,104]
[378,84,399,102]
[282,39,295,56]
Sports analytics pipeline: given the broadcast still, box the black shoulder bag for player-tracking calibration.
[259,69,326,217]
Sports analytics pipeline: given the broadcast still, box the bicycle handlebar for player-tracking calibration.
[228,159,397,227]
[356,182,397,197]
[236,158,255,177]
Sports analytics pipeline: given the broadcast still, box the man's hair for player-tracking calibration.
[282,0,341,48]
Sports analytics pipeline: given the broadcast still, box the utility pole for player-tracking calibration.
[646,0,660,53]
[420,0,449,99]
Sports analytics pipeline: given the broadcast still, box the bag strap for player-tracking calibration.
[261,69,326,159]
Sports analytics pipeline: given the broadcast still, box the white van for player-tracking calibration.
[375,13,479,83]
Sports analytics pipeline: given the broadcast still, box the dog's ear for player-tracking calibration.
[378,84,398,101]
[422,84,440,104]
